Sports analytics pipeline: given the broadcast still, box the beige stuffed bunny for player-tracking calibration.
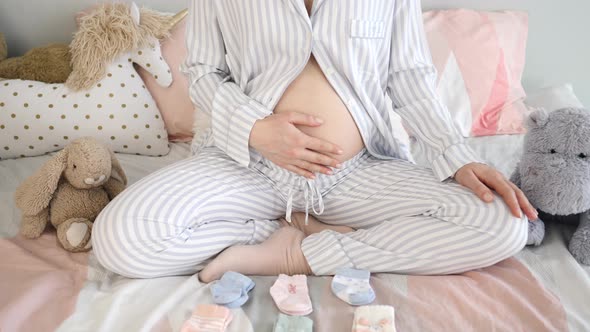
[14,137,127,252]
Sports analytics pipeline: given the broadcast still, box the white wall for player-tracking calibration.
[1,0,589,105]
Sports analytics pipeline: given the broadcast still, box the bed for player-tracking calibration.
[2,1,590,331]
[1,135,590,331]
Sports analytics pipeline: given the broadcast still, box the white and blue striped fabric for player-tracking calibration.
[93,147,527,278]
[181,0,484,181]
[91,0,528,279]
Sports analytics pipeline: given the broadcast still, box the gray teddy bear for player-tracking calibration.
[511,107,590,264]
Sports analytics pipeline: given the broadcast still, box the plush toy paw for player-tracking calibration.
[569,227,590,265]
[56,218,93,252]
[20,213,48,239]
[526,219,545,246]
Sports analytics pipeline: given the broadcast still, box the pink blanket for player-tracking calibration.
[0,233,88,332]
[0,230,571,331]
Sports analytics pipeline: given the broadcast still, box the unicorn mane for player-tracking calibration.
[66,3,172,91]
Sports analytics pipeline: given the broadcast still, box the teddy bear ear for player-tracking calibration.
[526,109,550,129]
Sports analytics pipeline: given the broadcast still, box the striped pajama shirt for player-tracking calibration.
[92,0,528,278]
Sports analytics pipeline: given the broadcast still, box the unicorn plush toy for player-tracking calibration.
[0,3,186,159]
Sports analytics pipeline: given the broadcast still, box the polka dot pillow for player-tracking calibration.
[0,56,170,160]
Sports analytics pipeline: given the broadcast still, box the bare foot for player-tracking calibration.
[281,212,354,236]
[198,227,312,283]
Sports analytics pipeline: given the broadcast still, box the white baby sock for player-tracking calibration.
[352,305,396,332]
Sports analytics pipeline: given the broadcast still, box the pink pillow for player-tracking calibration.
[423,9,530,137]
[137,18,194,142]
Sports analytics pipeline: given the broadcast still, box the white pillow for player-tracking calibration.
[411,134,524,177]
[413,84,585,177]
[524,83,584,112]
[0,42,171,160]
[424,9,530,137]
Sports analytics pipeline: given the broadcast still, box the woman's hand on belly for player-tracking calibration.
[249,111,344,179]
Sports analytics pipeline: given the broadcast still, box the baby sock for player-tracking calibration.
[210,271,255,308]
[273,313,313,332]
[180,304,232,332]
[270,274,313,316]
[331,268,375,305]
[352,305,396,332]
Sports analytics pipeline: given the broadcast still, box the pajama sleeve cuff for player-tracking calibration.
[211,86,271,168]
[431,142,487,181]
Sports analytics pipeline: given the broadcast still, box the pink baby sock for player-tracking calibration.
[352,305,396,332]
[270,274,313,316]
[180,304,233,332]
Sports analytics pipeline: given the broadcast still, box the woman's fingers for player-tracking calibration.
[293,159,331,175]
[253,112,347,178]
[509,182,538,220]
[285,111,324,127]
[455,163,538,221]
[458,169,495,202]
[283,163,315,179]
[283,147,341,177]
[299,149,341,170]
[305,136,344,156]
[478,170,521,218]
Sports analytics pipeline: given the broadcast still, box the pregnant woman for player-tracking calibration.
[93,0,537,281]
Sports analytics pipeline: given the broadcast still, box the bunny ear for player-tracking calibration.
[108,149,127,186]
[14,149,68,215]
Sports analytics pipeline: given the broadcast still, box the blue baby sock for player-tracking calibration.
[331,268,375,306]
[273,313,313,332]
[228,276,255,308]
[210,271,255,308]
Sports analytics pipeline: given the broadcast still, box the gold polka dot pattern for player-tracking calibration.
[0,46,170,159]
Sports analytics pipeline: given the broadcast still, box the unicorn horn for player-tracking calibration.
[169,9,188,29]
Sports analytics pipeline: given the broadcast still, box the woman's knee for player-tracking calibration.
[92,209,142,277]
[92,197,218,278]
[93,251,170,279]
[478,199,528,260]
[93,224,184,278]
[93,199,166,278]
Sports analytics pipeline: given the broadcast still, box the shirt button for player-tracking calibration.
[325,67,335,76]
[312,31,320,40]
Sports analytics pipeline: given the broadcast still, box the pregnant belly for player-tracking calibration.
[273,56,365,162]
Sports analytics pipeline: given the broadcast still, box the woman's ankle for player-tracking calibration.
[199,227,312,282]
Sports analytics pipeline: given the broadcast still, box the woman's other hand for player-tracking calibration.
[454,163,538,221]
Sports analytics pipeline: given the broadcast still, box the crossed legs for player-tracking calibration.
[200,157,528,280]
[94,147,527,280]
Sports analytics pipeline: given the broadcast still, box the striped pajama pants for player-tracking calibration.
[93,147,528,278]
